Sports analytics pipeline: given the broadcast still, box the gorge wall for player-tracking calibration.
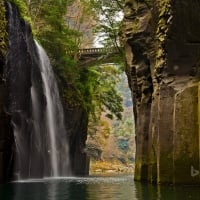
[121,0,200,184]
[0,1,89,183]
[0,0,13,183]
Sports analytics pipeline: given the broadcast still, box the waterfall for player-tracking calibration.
[34,42,59,176]
[33,41,71,177]
[6,2,71,179]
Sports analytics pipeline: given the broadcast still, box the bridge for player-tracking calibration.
[78,47,120,56]
[77,47,123,66]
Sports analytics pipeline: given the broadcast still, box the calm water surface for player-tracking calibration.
[0,175,200,200]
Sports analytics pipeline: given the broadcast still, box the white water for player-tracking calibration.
[7,1,70,179]
[31,41,70,177]
[35,43,58,176]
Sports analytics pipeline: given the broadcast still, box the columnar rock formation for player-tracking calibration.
[121,0,200,184]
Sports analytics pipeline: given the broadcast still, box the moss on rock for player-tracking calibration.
[0,0,8,61]
[154,0,172,78]
[122,0,200,185]
[173,84,199,184]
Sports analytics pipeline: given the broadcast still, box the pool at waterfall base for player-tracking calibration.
[1,174,200,200]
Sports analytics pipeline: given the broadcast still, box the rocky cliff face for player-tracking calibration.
[0,0,13,183]
[0,1,89,183]
[64,104,89,175]
[121,0,200,184]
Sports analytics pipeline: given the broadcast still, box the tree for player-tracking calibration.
[90,0,124,50]
[10,0,124,132]
[65,0,96,49]
[78,64,123,120]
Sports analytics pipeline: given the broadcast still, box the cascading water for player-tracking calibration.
[32,41,71,177]
[6,2,71,179]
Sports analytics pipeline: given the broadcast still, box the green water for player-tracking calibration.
[0,175,200,200]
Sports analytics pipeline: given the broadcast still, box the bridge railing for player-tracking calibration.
[78,47,120,55]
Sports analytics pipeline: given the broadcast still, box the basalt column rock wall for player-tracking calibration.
[121,0,200,184]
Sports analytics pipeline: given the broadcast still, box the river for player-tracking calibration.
[0,175,200,200]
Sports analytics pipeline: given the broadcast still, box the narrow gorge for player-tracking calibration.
[1,0,200,186]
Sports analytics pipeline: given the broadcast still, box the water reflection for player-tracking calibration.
[134,182,200,200]
[86,176,135,200]
[0,176,200,200]
[47,181,57,200]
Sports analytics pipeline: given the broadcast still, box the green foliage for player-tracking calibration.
[154,0,172,74]
[0,0,7,60]
[113,116,134,137]
[75,63,124,124]
[87,74,135,165]
[11,0,124,135]
[23,0,84,107]
[90,0,124,49]
[9,0,32,25]
[86,64,124,162]
[82,64,123,120]
[111,74,135,137]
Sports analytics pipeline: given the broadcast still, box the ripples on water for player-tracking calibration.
[0,175,200,200]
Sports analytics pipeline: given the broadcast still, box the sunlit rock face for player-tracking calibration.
[121,0,200,184]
